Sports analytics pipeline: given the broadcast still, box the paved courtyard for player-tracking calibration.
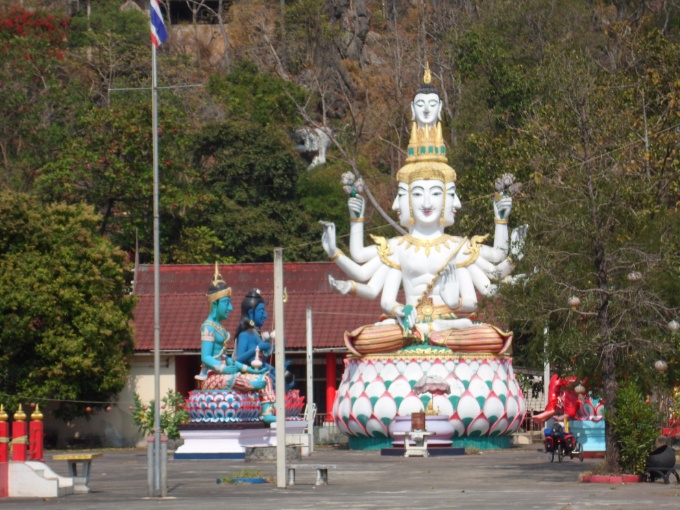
[2,445,679,509]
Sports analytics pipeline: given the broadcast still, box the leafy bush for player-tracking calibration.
[131,390,189,441]
[607,380,663,474]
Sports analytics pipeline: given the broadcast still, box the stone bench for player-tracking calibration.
[287,463,337,486]
[52,453,102,493]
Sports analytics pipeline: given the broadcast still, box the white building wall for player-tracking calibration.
[45,355,177,448]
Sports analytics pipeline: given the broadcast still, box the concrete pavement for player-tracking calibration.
[1,445,679,509]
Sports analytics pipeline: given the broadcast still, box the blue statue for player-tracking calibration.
[234,288,295,390]
[234,288,273,372]
[196,267,275,421]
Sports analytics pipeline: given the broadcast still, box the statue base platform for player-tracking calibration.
[174,420,307,460]
[381,446,465,457]
[334,348,526,450]
[186,389,305,422]
[349,434,512,450]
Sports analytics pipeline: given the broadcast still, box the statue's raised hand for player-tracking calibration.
[510,225,528,261]
[393,304,417,332]
[328,275,353,295]
[348,195,365,218]
[493,195,513,220]
[319,220,337,257]
[439,260,461,309]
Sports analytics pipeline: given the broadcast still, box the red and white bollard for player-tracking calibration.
[29,405,44,462]
[11,405,27,462]
[0,405,8,463]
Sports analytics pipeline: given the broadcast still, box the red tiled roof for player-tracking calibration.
[132,263,386,352]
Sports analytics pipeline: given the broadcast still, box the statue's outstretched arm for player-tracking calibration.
[471,224,529,294]
[234,333,262,365]
[348,196,379,263]
[457,268,478,312]
[328,264,389,300]
[474,255,515,281]
[223,355,266,375]
[467,263,500,297]
[333,253,382,282]
[321,220,382,282]
[380,267,406,318]
[480,195,513,263]
[477,224,528,278]
[200,334,223,373]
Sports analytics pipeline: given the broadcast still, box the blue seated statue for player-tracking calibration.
[234,288,295,390]
[234,288,273,374]
[196,267,275,422]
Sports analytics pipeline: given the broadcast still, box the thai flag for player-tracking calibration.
[150,0,167,47]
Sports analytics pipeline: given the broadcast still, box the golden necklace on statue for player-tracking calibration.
[398,234,458,256]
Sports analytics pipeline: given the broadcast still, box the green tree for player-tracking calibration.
[30,1,201,262]
[0,5,85,191]
[183,62,334,262]
[449,0,598,234]
[169,226,229,264]
[67,0,151,106]
[0,191,135,421]
[206,60,306,127]
[192,118,324,262]
[35,102,197,261]
[494,28,680,472]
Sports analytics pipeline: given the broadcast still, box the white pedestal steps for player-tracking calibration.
[9,461,74,498]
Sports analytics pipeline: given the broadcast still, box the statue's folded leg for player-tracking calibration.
[344,324,412,356]
[201,373,276,400]
[499,334,513,354]
[429,324,512,354]
[202,373,238,391]
[255,374,276,404]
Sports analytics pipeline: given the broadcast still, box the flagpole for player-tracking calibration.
[151,40,163,498]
